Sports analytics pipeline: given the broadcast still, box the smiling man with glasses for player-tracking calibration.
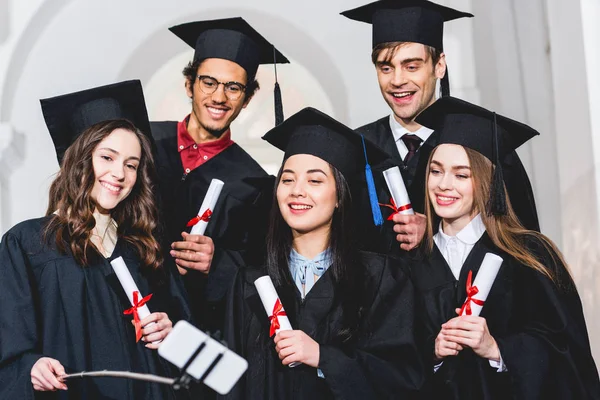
[150,17,289,337]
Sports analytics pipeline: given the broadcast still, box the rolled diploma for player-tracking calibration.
[190,179,224,235]
[382,166,414,215]
[254,276,299,367]
[111,256,159,343]
[460,253,503,317]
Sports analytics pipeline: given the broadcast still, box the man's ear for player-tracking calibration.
[185,79,194,99]
[435,53,447,80]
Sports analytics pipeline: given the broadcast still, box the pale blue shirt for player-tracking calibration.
[289,248,332,299]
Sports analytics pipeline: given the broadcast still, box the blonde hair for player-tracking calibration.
[424,145,571,285]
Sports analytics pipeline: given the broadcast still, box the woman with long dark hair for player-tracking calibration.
[223,108,424,399]
[0,81,191,399]
[410,97,600,399]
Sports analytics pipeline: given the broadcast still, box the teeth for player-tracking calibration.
[290,204,312,210]
[392,92,412,98]
[438,196,456,201]
[208,107,226,115]
[101,181,121,193]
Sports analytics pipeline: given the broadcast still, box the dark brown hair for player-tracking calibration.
[182,59,260,100]
[371,41,442,66]
[44,119,163,270]
[423,145,571,286]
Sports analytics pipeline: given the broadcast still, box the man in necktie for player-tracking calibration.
[341,1,540,257]
[340,1,473,255]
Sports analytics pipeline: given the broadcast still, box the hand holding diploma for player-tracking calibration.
[381,167,426,250]
[436,253,503,362]
[174,179,222,275]
[254,276,303,367]
[439,310,501,362]
[136,312,173,349]
[274,330,320,368]
[171,233,214,275]
[110,257,160,344]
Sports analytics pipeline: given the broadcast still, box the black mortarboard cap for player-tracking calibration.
[169,17,289,81]
[262,107,388,178]
[263,107,389,225]
[341,0,473,96]
[170,17,289,125]
[415,96,540,215]
[341,0,473,50]
[40,80,152,164]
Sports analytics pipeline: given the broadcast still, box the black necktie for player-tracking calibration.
[401,134,423,164]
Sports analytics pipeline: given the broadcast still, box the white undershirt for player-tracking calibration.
[433,214,486,280]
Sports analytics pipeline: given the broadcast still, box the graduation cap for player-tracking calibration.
[262,107,389,226]
[169,17,290,125]
[40,80,152,164]
[415,96,540,215]
[341,0,473,96]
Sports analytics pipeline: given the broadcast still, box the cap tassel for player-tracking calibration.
[273,46,284,126]
[486,112,507,216]
[361,135,384,227]
[440,67,450,97]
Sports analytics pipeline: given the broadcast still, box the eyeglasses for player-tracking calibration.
[196,75,246,100]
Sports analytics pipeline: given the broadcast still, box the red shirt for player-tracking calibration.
[177,115,235,174]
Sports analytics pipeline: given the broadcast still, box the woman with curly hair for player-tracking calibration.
[0,81,191,399]
[409,97,600,399]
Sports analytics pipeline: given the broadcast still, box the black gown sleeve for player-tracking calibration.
[0,233,42,400]
[495,242,600,399]
[318,255,425,399]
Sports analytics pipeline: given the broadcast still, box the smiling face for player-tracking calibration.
[375,43,446,127]
[276,154,338,237]
[90,128,141,214]
[185,58,250,139]
[427,144,476,234]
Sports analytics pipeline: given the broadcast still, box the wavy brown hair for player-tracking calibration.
[44,119,162,270]
[423,145,571,286]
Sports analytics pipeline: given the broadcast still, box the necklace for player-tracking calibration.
[91,215,117,257]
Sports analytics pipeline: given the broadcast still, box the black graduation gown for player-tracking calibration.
[353,117,540,256]
[0,217,193,400]
[151,121,269,332]
[222,251,425,399]
[409,233,600,399]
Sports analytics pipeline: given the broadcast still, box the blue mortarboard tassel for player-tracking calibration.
[361,135,384,227]
[273,46,284,126]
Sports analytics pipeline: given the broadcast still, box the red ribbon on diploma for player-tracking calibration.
[269,298,287,337]
[459,270,485,316]
[379,198,413,220]
[186,209,213,227]
[123,291,153,342]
